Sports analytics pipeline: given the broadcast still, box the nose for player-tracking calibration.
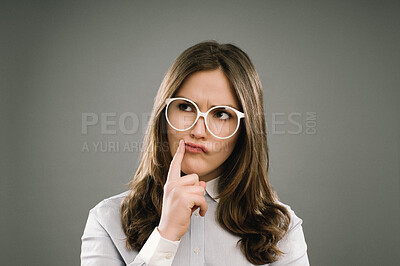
[190,116,207,139]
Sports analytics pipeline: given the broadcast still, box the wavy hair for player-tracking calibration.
[120,41,291,264]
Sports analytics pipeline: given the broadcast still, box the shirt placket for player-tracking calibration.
[190,208,205,266]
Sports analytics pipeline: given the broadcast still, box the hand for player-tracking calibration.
[157,139,207,241]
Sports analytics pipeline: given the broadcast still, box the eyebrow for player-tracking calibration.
[175,95,238,109]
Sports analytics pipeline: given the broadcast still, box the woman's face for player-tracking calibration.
[166,69,242,182]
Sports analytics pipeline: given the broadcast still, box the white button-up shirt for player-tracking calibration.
[81,177,310,265]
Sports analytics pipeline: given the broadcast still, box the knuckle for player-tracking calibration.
[197,186,205,194]
[189,173,199,181]
[170,186,183,199]
[187,175,197,184]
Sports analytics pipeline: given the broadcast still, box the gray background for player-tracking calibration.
[1,0,399,265]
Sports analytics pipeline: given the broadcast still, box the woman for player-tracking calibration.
[81,41,309,265]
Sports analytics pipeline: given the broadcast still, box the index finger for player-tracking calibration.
[167,139,185,181]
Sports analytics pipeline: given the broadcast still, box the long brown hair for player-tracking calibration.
[120,41,291,264]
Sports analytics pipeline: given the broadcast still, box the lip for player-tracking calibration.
[185,142,208,153]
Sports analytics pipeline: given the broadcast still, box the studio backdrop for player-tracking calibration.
[1,1,399,265]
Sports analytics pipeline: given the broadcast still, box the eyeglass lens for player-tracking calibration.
[166,99,238,138]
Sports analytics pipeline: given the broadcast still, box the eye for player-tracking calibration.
[214,111,232,120]
[178,103,194,112]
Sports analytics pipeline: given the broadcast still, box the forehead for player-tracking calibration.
[174,69,240,109]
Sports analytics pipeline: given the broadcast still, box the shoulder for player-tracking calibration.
[90,190,130,211]
[276,201,304,233]
[273,201,309,265]
[89,190,130,230]
[271,202,310,266]
[83,190,138,263]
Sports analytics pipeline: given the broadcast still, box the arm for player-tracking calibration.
[80,210,180,266]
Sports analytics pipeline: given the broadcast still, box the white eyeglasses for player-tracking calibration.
[165,97,244,139]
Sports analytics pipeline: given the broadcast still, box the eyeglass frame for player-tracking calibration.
[164,97,245,139]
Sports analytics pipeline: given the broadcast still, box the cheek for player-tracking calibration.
[221,131,240,151]
[218,141,236,160]
[210,138,238,162]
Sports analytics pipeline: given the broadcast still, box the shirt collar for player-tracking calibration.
[205,176,221,203]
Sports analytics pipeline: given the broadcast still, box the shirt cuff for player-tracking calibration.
[137,227,180,266]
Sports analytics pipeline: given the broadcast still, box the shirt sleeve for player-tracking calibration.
[136,227,180,266]
[81,209,180,266]
[270,206,310,266]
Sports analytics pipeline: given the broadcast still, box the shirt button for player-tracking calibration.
[165,252,173,259]
[193,247,200,254]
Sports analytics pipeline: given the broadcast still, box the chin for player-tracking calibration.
[181,162,210,177]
